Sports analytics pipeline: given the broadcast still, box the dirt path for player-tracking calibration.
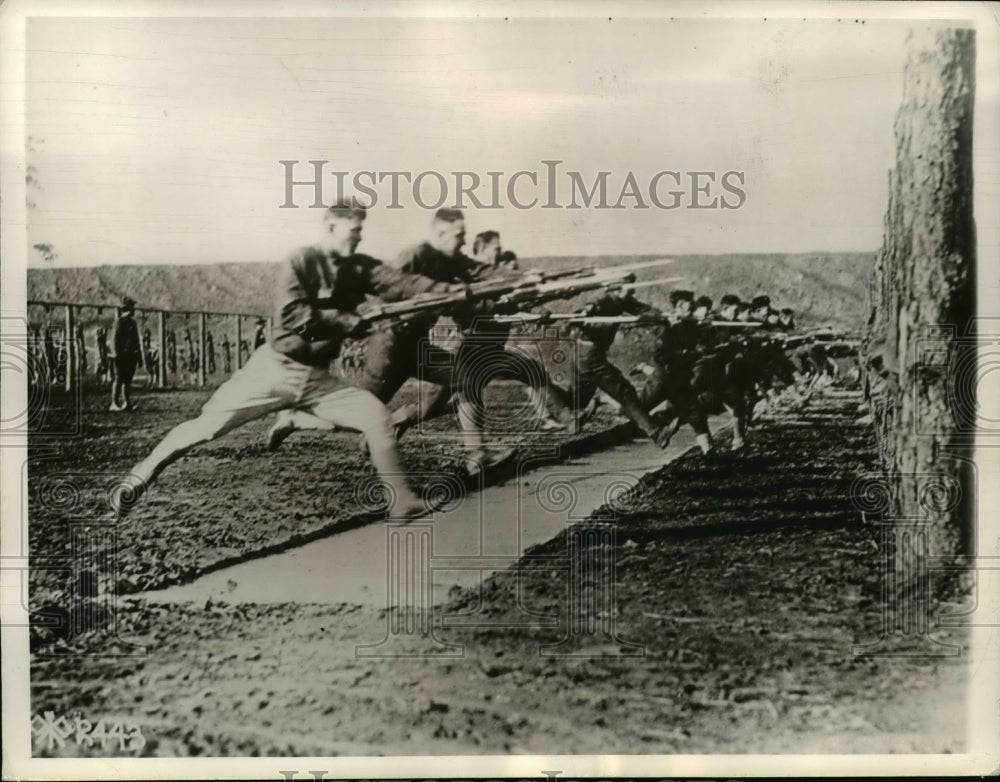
[29,386,970,756]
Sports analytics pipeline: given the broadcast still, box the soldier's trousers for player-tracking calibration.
[637,362,709,436]
[361,325,488,454]
[762,347,798,391]
[129,344,419,504]
[570,341,659,438]
[359,325,457,406]
[699,353,754,438]
[405,334,565,431]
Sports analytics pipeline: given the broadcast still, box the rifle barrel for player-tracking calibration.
[613,257,677,273]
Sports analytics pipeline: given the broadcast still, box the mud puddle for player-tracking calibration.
[146,420,723,607]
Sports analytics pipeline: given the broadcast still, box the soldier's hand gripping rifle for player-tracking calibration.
[356,258,679,324]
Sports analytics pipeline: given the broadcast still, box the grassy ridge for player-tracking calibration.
[27,251,871,329]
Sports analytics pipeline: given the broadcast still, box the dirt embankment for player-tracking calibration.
[28,386,967,757]
[28,252,872,331]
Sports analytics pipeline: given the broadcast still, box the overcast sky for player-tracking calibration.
[26,16,923,266]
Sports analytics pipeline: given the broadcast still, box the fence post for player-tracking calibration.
[235,315,243,370]
[64,304,74,393]
[157,311,167,388]
[198,312,207,386]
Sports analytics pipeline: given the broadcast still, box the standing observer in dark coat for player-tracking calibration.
[110,296,143,411]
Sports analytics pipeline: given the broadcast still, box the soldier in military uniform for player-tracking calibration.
[690,294,758,451]
[745,295,802,412]
[393,229,566,439]
[552,288,672,447]
[111,202,453,520]
[633,290,715,456]
[265,209,481,469]
[268,212,531,475]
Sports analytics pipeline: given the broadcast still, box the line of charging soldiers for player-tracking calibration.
[111,202,859,520]
[265,208,847,467]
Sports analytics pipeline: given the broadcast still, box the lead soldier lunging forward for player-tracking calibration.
[268,208,508,475]
[112,202,452,520]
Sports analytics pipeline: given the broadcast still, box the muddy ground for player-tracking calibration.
[26,380,968,757]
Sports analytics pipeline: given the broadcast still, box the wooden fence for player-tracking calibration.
[26,300,271,392]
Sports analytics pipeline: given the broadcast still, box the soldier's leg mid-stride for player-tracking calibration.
[113,343,428,519]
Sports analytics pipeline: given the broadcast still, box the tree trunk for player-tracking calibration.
[867,27,976,565]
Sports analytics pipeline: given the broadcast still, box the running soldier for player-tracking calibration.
[268,210,511,475]
[634,289,716,456]
[745,294,801,411]
[539,289,672,446]
[689,294,756,451]
[393,229,566,437]
[111,202,454,520]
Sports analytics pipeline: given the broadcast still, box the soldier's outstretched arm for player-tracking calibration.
[362,256,451,302]
[620,294,665,322]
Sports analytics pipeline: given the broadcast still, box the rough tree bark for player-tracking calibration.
[867,27,976,565]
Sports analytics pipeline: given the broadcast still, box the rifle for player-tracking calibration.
[525,257,677,282]
[495,272,684,309]
[778,328,852,349]
[357,261,680,323]
[357,275,528,322]
[490,313,757,327]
